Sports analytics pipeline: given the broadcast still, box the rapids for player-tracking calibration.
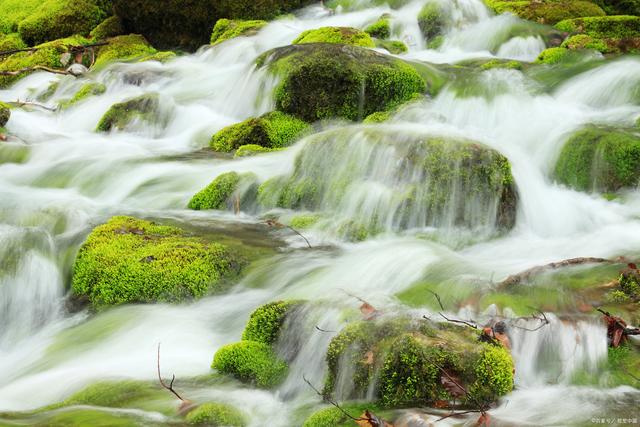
[0,0,639,425]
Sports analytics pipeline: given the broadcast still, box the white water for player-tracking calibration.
[0,0,639,425]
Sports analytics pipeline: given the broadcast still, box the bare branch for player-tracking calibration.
[6,100,57,112]
[427,290,445,311]
[439,312,478,329]
[315,325,336,333]
[157,343,185,401]
[263,219,312,248]
[302,374,362,422]
[0,65,71,77]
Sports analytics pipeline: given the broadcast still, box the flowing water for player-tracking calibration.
[0,0,639,425]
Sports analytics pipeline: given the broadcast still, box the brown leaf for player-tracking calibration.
[434,399,450,409]
[475,413,491,427]
[440,370,466,399]
[629,263,637,270]
[355,410,393,427]
[360,302,380,320]
[363,350,374,366]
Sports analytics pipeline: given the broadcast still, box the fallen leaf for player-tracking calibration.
[355,410,394,427]
[434,399,450,409]
[360,302,380,320]
[475,413,491,427]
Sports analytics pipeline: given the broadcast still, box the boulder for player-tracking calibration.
[292,27,375,48]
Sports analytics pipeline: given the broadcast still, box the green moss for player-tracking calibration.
[554,126,640,193]
[95,93,160,132]
[188,172,241,211]
[363,111,392,123]
[235,144,277,157]
[263,43,427,122]
[365,17,391,39]
[535,47,571,64]
[605,344,640,387]
[293,27,375,48]
[290,213,321,229]
[302,403,391,427]
[212,340,288,388]
[418,2,449,40]
[556,15,640,39]
[31,408,141,426]
[71,216,243,308]
[619,269,640,299]
[210,19,266,45]
[0,32,26,50]
[60,380,169,411]
[469,344,515,401]
[93,34,157,69]
[485,0,604,25]
[18,0,110,46]
[242,300,299,345]
[0,0,42,35]
[375,39,408,54]
[90,16,125,41]
[561,34,608,51]
[186,402,246,426]
[59,82,106,109]
[0,102,10,127]
[592,0,640,15]
[480,59,523,70]
[210,111,310,152]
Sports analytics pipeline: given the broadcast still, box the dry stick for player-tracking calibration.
[302,374,364,422]
[0,65,71,77]
[427,289,445,311]
[315,325,336,333]
[0,41,109,58]
[264,219,311,249]
[498,257,612,288]
[438,312,478,329]
[157,343,186,401]
[596,308,640,336]
[7,100,57,112]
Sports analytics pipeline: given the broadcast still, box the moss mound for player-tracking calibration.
[561,33,608,51]
[95,93,160,132]
[555,15,640,53]
[210,19,266,45]
[535,46,572,64]
[593,0,640,15]
[0,102,10,127]
[418,2,449,40]
[235,144,278,157]
[17,0,110,46]
[485,0,605,25]
[293,27,375,48]
[93,34,160,68]
[375,39,408,54]
[0,32,26,50]
[212,340,288,388]
[62,380,166,409]
[188,171,259,211]
[71,216,243,308]
[186,402,246,426]
[112,0,314,50]
[324,317,514,407]
[210,111,310,152]
[365,17,391,39]
[59,82,106,109]
[261,43,427,122]
[554,126,640,193]
[302,403,390,427]
[242,300,300,345]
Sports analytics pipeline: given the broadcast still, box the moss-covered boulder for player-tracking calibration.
[375,39,408,54]
[0,102,10,127]
[188,171,258,211]
[484,0,605,25]
[554,126,640,193]
[535,46,573,64]
[323,317,514,407]
[59,82,106,109]
[112,0,314,50]
[212,340,288,388]
[293,27,375,48]
[0,32,26,50]
[593,0,640,15]
[365,16,391,39]
[257,129,518,235]
[93,34,161,68]
[418,2,449,40]
[71,216,244,308]
[555,15,640,53]
[560,33,608,51]
[17,0,111,46]
[210,19,266,46]
[242,300,301,344]
[260,43,428,122]
[95,93,161,132]
[186,402,246,426]
[90,16,125,41]
[210,111,310,152]
[302,403,392,427]
[0,35,89,88]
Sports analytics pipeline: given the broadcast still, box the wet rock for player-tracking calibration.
[95,93,162,132]
[292,26,376,47]
[0,102,10,127]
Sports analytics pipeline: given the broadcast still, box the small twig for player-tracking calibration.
[263,219,312,248]
[427,289,445,311]
[302,374,362,422]
[439,312,478,329]
[509,310,549,332]
[157,343,185,401]
[0,65,71,76]
[0,41,109,58]
[315,325,336,333]
[436,409,483,422]
[288,225,311,248]
[7,100,57,112]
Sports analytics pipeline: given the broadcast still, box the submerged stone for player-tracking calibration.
[554,126,640,192]
[59,82,106,109]
[71,216,244,308]
[292,26,376,48]
[259,43,429,122]
[95,93,161,132]
[418,2,449,40]
[365,16,391,39]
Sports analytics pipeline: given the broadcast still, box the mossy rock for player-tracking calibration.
[375,39,408,54]
[16,0,110,46]
[554,126,640,193]
[363,111,392,123]
[560,33,608,51]
[0,32,26,50]
[535,46,572,64]
[112,0,314,50]
[26,408,143,426]
[186,402,246,426]
[90,16,125,41]
[257,129,518,233]
[188,171,258,211]
[365,17,391,39]
[0,102,10,127]
[59,82,106,109]
[289,213,321,229]
[484,0,604,25]
[555,15,640,53]
[479,59,523,70]
[0,0,42,35]
[418,2,449,40]
[210,19,266,45]
[211,340,288,388]
[326,0,412,10]
[235,144,278,157]
[260,43,428,122]
[302,403,392,427]
[0,35,89,88]
[592,0,640,15]
[71,216,244,308]
[241,300,301,345]
[93,34,160,69]
[293,27,375,48]
[95,93,161,132]
[324,317,514,407]
[210,111,311,152]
